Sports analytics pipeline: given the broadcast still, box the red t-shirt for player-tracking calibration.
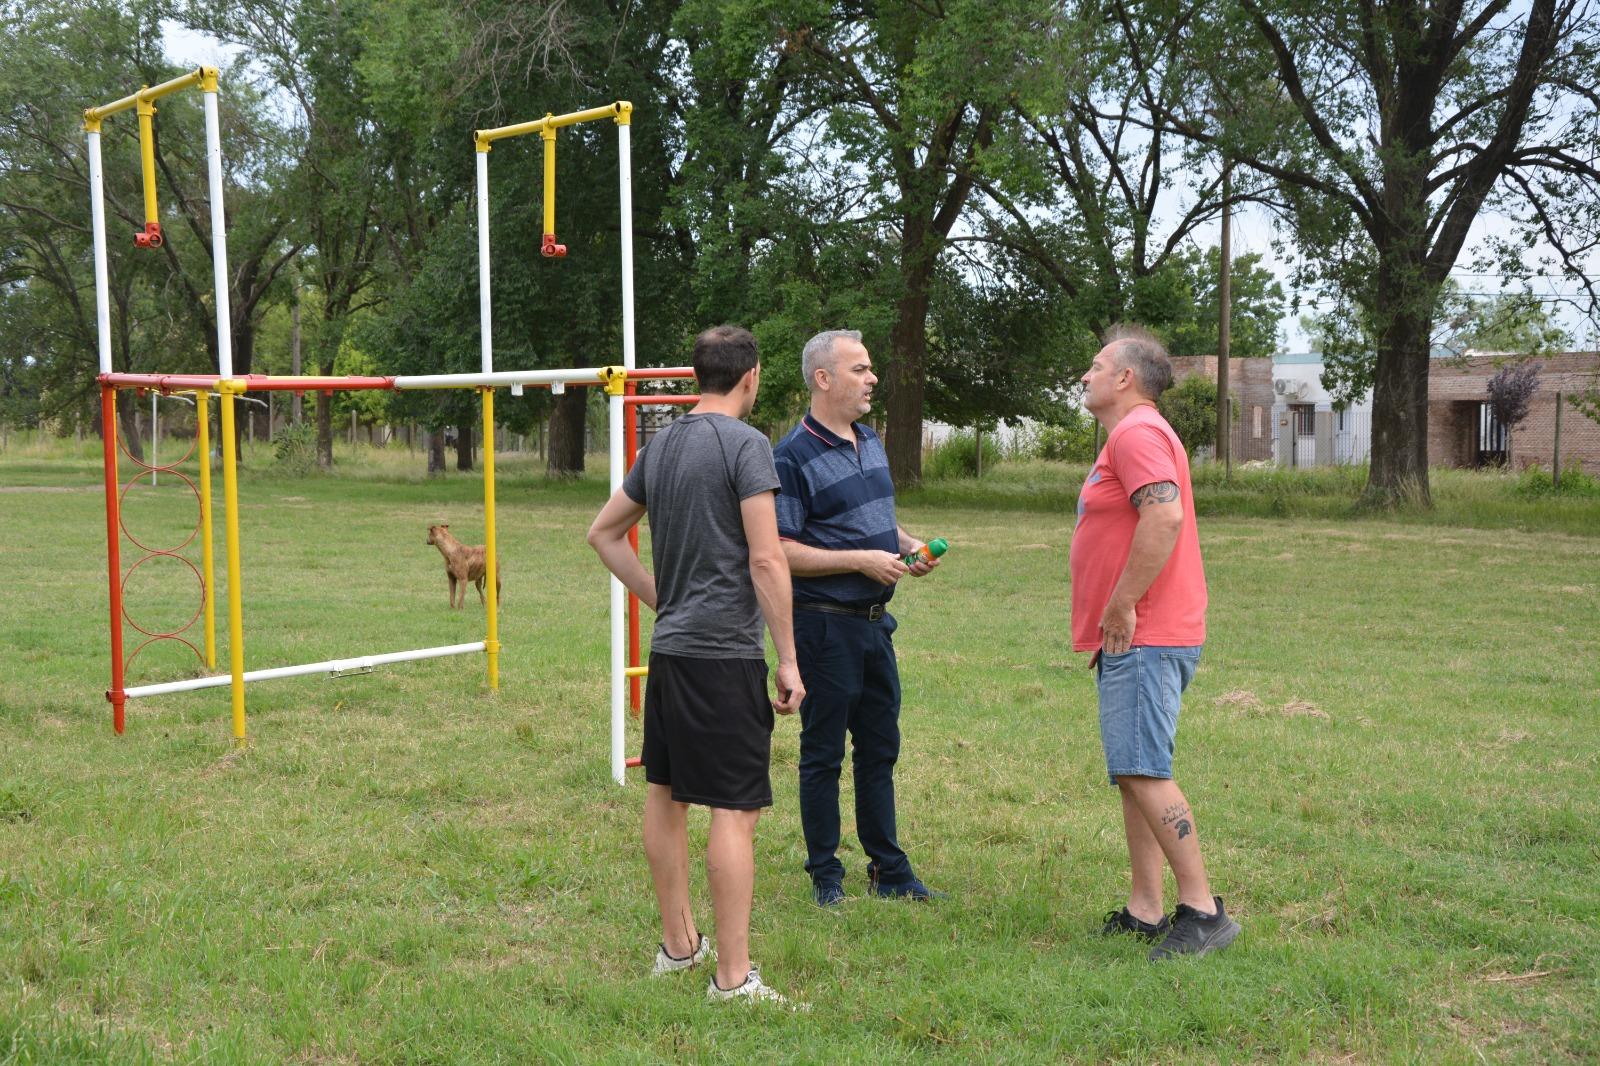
[1068,404,1207,652]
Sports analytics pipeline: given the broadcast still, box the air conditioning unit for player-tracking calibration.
[1273,378,1307,399]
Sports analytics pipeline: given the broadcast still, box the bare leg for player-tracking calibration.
[1119,776,1214,913]
[1119,781,1167,923]
[643,783,699,958]
[706,806,760,989]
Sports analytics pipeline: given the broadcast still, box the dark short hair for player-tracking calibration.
[1103,323,1173,398]
[693,325,759,394]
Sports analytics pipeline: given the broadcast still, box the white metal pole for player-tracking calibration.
[150,391,158,486]
[87,130,113,376]
[618,122,635,372]
[123,641,487,699]
[477,150,494,375]
[202,89,233,379]
[609,390,625,785]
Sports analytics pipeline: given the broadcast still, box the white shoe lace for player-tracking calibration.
[652,933,712,976]
[707,967,807,1010]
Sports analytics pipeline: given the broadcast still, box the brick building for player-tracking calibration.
[1166,355,1279,461]
[1172,351,1600,475]
[1427,352,1600,475]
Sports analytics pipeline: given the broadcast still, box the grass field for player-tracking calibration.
[1,442,1597,1063]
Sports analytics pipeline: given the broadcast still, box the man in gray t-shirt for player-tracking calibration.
[588,325,804,1006]
[622,412,781,659]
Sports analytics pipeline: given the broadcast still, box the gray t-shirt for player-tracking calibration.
[623,413,780,659]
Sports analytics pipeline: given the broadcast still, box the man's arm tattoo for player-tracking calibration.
[1130,481,1179,508]
[1160,802,1193,839]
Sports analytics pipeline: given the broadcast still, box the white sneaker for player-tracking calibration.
[706,966,806,1009]
[652,933,713,976]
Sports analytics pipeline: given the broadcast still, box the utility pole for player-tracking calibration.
[1215,163,1232,471]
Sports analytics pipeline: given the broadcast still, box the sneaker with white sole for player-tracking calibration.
[652,932,713,976]
[706,966,805,1009]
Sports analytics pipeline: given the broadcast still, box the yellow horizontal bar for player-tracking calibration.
[86,67,216,126]
[624,666,648,678]
[476,101,632,150]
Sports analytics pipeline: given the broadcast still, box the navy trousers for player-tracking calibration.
[795,608,913,886]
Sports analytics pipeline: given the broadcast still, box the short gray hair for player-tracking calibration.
[1103,323,1173,398]
[802,329,863,392]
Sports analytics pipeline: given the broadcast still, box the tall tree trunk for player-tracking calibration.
[427,428,446,476]
[547,389,587,477]
[1365,292,1433,506]
[886,287,931,488]
[885,219,934,488]
[455,419,474,471]
[114,398,144,463]
[316,390,334,470]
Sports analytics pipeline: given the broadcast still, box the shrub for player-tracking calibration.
[1513,464,1600,498]
[271,422,319,476]
[1157,375,1218,453]
[1025,416,1099,463]
[923,431,980,480]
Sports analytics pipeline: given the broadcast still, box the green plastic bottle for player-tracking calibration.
[903,537,949,567]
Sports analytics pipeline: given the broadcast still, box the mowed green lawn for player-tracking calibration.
[1,448,1597,1063]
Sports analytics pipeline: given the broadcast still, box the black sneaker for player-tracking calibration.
[813,880,846,908]
[1149,896,1241,961]
[1101,907,1171,942]
[867,861,945,901]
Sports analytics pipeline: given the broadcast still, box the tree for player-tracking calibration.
[1161,248,1284,359]
[767,0,1052,485]
[1447,291,1571,354]
[1132,0,1600,505]
[1485,360,1540,459]
[973,2,1280,343]
[1304,280,1572,407]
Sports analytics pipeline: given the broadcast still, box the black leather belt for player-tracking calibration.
[797,601,886,621]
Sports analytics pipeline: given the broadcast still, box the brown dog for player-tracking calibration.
[426,523,502,608]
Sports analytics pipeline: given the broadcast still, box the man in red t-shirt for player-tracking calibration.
[1069,324,1240,960]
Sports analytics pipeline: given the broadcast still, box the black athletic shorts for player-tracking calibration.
[641,652,774,810]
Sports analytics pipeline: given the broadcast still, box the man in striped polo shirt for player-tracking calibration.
[774,329,943,907]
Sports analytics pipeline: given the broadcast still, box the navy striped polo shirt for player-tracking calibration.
[774,413,900,606]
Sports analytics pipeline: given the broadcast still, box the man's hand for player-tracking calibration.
[861,550,910,586]
[773,661,805,715]
[906,547,940,578]
[1099,598,1136,656]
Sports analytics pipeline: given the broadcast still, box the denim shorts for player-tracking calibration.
[1095,645,1202,785]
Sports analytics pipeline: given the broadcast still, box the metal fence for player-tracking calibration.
[1212,401,1371,468]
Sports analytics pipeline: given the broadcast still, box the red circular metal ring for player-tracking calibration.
[120,550,206,639]
[118,467,203,555]
[123,632,205,679]
[116,405,200,472]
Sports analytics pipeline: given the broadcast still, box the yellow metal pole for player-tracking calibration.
[195,390,216,670]
[481,387,500,690]
[540,122,564,257]
[136,98,158,225]
[133,97,163,248]
[474,101,633,147]
[86,68,210,123]
[219,388,247,743]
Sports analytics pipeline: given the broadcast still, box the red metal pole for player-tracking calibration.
[101,385,126,733]
[624,379,641,714]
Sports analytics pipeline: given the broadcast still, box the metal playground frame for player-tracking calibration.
[88,71,678,783]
